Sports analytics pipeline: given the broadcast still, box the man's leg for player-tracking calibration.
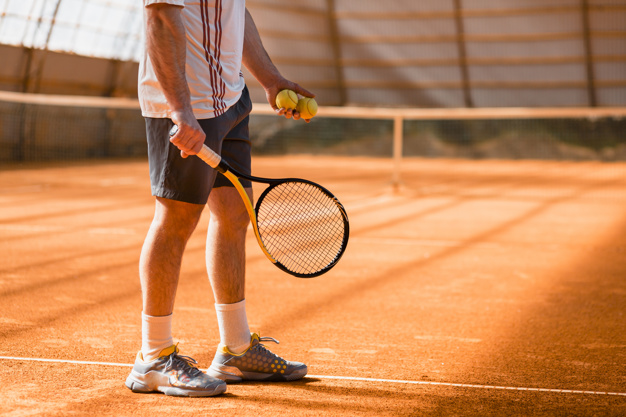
[206,187,252,353]
[127,196,226,397]
[139,197,204,359]
[141,197,204,316]
[206,186,308,382]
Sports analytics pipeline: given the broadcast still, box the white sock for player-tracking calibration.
[141,312,174,361]
[215,299,251,354]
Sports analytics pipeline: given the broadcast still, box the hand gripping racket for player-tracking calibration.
[170,125,349,278]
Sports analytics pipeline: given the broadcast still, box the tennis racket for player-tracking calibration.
[170,125,349,278]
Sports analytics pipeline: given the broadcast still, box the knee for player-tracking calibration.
[153,198,204,241]
[208,188,252,234]
[211,201,250,233]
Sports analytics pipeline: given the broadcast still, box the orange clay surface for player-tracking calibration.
[0,156,625,416]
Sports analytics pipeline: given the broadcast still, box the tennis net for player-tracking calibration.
[0,91,144,162]
[1,90,625,166]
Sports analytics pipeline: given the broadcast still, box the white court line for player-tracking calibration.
[308,375,626,397]
[1,356,624,397]
[0,356,133,368]
[0,224,65,233]
[345,194,398,211]
[350,236,464,247]
[0,224,137,235]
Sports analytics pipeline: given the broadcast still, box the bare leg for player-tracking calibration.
[205,187,252,304]
[140,197,205,316]
[204,187,308,381]
[130,199,227,396]
[206,186,252,353]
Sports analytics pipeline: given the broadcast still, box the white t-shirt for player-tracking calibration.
[139,0,246,119]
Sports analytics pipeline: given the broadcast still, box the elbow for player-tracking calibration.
[145,3,182,29]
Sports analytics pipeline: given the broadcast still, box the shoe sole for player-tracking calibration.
[125,373,227,397]
[207,364,308,383]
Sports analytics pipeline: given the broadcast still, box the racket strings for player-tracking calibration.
[256,182,346,275]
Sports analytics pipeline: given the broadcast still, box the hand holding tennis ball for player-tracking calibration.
[275,89,298,110]
[275,89,317,121]
[296,97,318,120]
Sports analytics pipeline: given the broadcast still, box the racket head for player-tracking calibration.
[254,179,349,278]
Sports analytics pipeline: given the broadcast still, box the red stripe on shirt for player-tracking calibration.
[200,0,222,116]
[213,0,226,116]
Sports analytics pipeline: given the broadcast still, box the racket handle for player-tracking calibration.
[197,144,222,168]
[169,124,222,168]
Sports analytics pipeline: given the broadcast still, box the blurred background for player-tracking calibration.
[0,0,625,162]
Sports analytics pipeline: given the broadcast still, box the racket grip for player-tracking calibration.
[169,125,222,168]
[197,144,222,168]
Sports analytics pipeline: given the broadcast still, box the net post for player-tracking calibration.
[392,115,404,192]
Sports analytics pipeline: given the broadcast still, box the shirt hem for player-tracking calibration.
[140,90,244,120]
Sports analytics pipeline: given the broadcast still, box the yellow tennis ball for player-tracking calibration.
[275,89,298,110]
[296,97,318,119]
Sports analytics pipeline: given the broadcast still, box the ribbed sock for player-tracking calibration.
[215,299,251,354]
[141,312,174,361]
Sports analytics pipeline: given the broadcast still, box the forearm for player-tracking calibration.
[242,8,314,119]
[242,8,282,89]
[145,4,192,114]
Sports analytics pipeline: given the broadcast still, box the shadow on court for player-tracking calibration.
[0,157,625,416]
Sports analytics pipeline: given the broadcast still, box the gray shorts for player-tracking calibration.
[145,86,252,205]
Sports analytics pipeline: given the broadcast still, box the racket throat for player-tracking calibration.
[222,170,277,264]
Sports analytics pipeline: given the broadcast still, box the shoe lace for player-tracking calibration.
[259,336,280,345]
[165,352,204,377]
[255,336,280,358]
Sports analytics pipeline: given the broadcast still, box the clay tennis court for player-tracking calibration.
[1,155,625,416]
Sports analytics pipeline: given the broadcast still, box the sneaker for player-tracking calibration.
[125,344,227,397]
[207,333,307,383]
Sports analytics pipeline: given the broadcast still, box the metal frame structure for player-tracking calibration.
[0,0,624,106]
